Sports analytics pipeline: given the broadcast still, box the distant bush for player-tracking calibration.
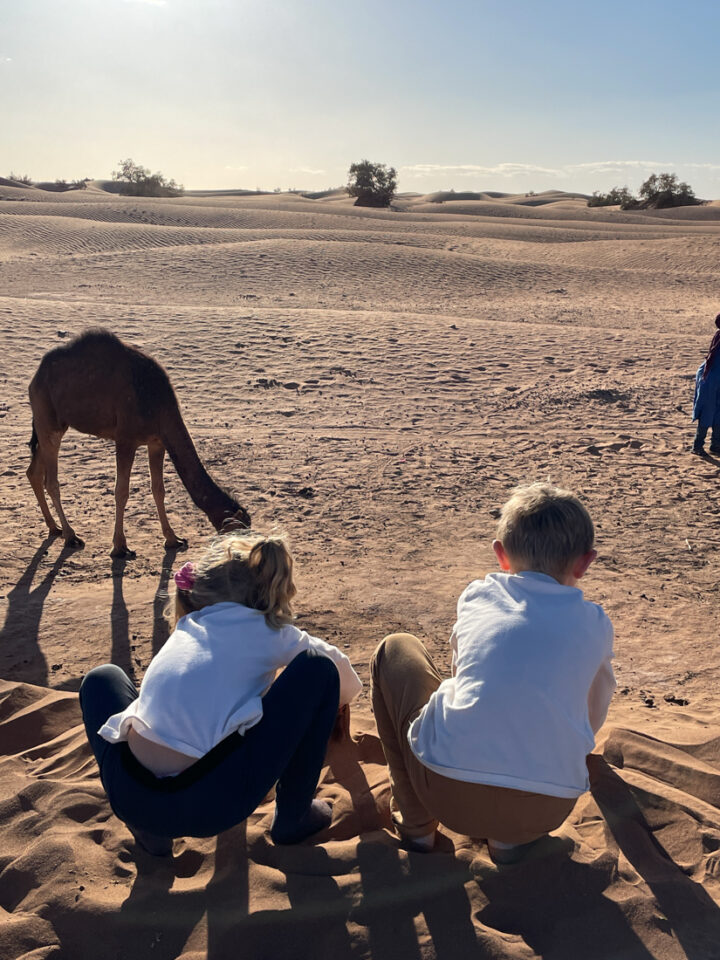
[8,172,33,185]
[588,173,700,210]
[112,158,184,197]
[36,178,89,193]
[347,160,397,207]
[587,186,635,208]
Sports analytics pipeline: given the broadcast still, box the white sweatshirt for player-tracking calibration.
[408,572,615,798]
[99,602,362,758]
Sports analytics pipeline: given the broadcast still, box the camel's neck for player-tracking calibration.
[160,409,239,530]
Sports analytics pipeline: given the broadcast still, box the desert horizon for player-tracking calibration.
[2,170,720,958]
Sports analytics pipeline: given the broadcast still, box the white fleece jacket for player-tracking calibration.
[408,572,615,798]
[99,602,362,758]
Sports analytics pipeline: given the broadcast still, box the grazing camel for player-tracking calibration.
[27,329,251,557]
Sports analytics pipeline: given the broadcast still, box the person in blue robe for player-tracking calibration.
[693,313,720,455]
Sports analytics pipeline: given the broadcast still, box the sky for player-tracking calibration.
[3,0,720,197]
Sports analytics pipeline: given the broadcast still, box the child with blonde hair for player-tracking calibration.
[371,482,615,864]
[81,532,362,855]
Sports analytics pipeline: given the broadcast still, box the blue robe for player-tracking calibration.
[693,361,720,428]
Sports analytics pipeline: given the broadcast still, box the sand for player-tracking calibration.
[2,182,720,958]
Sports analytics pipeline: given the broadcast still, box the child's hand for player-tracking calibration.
[332,703,351,741]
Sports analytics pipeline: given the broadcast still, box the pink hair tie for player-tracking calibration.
[174,562,197,591]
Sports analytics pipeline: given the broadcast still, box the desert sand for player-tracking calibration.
[2,180,720,959]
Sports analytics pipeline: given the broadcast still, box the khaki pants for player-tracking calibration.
[370,633,577,844]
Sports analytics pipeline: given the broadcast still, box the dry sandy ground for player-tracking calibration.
[2,182,720,959]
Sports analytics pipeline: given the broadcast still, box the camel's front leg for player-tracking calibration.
[112,442,137,558]
[147,440,187,550]
[41,430,84,548]
[27,437,62,537]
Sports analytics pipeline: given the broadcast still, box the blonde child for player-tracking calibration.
[81,532,362,855]
[371,482,615,864]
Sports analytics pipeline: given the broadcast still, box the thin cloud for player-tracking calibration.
[1,57,12,63]
[122,0,168,6]
[401,160,717,181]
[290,167,326,176]
[402,163,561,178]
[224,165,247,171]
[568,160,671,175]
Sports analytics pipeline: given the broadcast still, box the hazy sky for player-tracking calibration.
[3,0,720,196]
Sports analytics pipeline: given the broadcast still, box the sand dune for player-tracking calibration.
[2,188,720,958]
[2,680,720,960]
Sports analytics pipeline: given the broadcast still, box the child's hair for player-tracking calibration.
[496,482,594,577]
[166,532,297,631]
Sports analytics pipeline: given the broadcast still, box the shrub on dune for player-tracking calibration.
[637,172,699,208]
[587,186,635,208]
[112,158,184,198]
[347,160,397,208]
[588,173,701,210]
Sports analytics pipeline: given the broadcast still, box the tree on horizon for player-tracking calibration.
[588,172,700,210]
[347,160,397,208]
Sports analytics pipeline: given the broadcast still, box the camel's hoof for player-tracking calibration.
[65,535,85,549]
[165,538,188,552]
[110,546,136,559]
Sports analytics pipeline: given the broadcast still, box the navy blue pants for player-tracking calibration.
[80,651,339,839]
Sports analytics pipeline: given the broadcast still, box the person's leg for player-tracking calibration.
[79,665,173,856]
[79,664,138,769]
[158,650,341,843]
[418,766,577,862]
[710,420,720,452]
[370,633,443,845]
[694,423,708,453]
[261,652,340,843]
[81,652,339,847]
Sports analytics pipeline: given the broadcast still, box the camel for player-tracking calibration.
[27,329,251,557]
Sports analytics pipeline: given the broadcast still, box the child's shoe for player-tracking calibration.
[398,829,436,853]
[127,824,173,857]
[487,837,543,865]
[271,799,333,844]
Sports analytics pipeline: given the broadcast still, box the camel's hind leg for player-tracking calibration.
[27,429,62,537]
[147,440,187,550]
[38,429,84,548]
[112,442,138,558]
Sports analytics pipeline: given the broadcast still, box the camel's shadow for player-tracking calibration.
[0,537,75,686]
[0,541,179,689]
[109,546,178,684]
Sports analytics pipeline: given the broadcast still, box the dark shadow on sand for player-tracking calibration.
[251,841,357,960]
[356,837,483,960]
[475,833,656,960]
[110,556,135,683]
[49,826,249,960]
[589,754,720,960]
[474,755,720,959]
[109,546,180,685]
[0,537,75,685]
[151,547,179,655]
[330,733,484,959]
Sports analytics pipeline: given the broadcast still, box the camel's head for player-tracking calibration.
[221,506,252,532]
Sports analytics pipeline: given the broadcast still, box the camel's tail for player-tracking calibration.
[29,421,38,455]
